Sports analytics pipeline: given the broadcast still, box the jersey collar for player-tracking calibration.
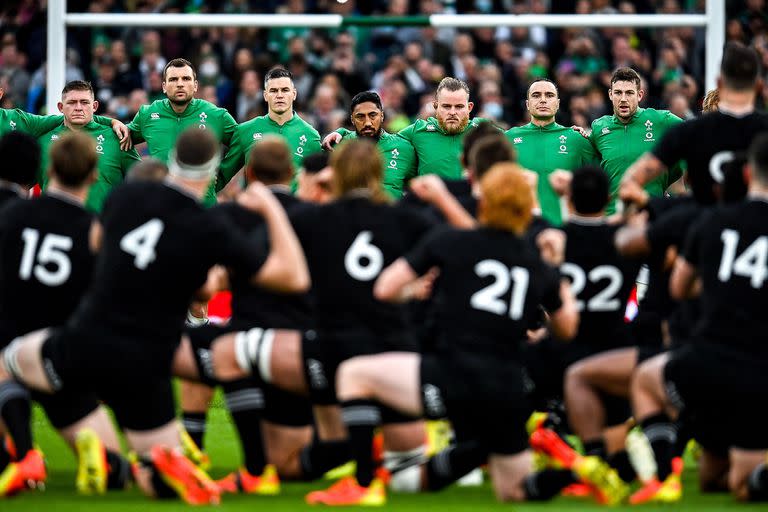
[162,98,199,116]
[568,214,606,225]
[45,187,86,209]
[0,180,26,198]
[266,111,297,127]
[526,120,561,131]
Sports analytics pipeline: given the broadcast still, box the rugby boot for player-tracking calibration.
[150,445,220,505]
[0,448,46,497]
[306,476,386,506]
[179,426,211,471]
[75,428,108,495]
[629,457,683,505]
[217,464,280,495]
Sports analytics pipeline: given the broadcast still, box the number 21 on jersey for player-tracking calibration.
[470,259,530,319]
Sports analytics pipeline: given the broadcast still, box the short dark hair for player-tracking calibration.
[0,131,40,187]
[527,78,559,98]
[61,80,94,98]
[748,132,768,185]
[435,77,470,101]
[264,67,293,89]
[461,121,503,168]
[175,127,218,167]
[571,166,609,214]
[469,135,515,179]
[350,91,383,113]
[50,132,97,187]
[127,158,168,183]
[246,136,293,185]
[721,42,760,91]
[303,151,330,174]
[610,67,642,90]
[163,58,196,82]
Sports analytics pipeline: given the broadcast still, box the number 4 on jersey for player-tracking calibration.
[120,219,164,270]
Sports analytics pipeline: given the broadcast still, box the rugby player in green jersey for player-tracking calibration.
[37,81,141,212]
[588,68,684,214]
[127,58,237,206]
[328,91,417,199]
[0,87,131,148]
[505,79,597,225]
[217,67,321,192]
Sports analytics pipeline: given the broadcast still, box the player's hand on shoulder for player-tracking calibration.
[618,178,649,209]
[549,170,572,197]
[111,119,133,150]
[526,327,548,345]
[571,125,590,139]
[322,132,343,151]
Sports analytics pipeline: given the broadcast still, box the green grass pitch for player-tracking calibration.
[2,404,765,511]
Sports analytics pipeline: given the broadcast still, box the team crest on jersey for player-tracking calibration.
[95,134,105,154]
[198,112,208,130]
[601,127,610,135]
[253,132,263,140]
[388,147,399,169]
[513,137,522,144]
[9,120,16,130]
[558,134,568,154]
[644,119,654,142]
[150,112,160,120]
[51,134,59,140]
[426,124,436,131]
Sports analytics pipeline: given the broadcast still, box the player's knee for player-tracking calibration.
[728,469,750,501]
[336,358,369,398]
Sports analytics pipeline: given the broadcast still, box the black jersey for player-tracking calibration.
[0,186,23,209]
[0,192,94,346]
[213,189,313,330]
[683,199,768,356]
[406,226,562,360]
[69,181,267,350]
[653,111,768,205]
[561,218,640,349]
[292,195,434,336]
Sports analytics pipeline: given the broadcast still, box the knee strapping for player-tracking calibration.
[234,328,275,383]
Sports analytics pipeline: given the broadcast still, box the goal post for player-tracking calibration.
[45,0,725,115]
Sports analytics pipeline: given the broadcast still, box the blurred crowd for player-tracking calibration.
[1,0,767,134]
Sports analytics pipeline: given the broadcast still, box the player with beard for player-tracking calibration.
[217,67,322,194]
[127,58,237,207]
[323,91,416,199]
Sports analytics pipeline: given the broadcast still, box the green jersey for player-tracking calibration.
[37,122,141,212]
[335,128,417,199]
[506,122,597,225]
[1,109,114,138]
[218,112,321,192]
[398,117,487,180]
[589,108,684,214]
[127,98,237,206]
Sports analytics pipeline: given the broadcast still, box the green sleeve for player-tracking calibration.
[577,135,599,165]
[305,131,322,156]
[14,110,65,138]
[398,123,416,142]
[664,111,684,128]
[121,148,142,177]
[127,108,145,144]
[220,110,238,146]
[217,126,245,192]
[336,127,353,138]
[93,115,114,128]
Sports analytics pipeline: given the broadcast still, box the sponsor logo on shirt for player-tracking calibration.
[51,134,60,141]
[150,112,160,120]
[9,120,16,130]
[644,119,655,142]
[95,134,105,154]
[198,112,208,130]
[295,134,307,158]
[426,124,436,131]
[601,127,610,135]
[558,134,568,154]
[513,137,523,144]
[253,132,262,140]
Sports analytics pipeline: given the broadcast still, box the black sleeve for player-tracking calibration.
[651,121,688,169]
[646,206,691,254]
[404,225,450,275]
[399,205,439,248]
[539,264,563,313]
[681,210,713,267]
[210,214,269,278]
